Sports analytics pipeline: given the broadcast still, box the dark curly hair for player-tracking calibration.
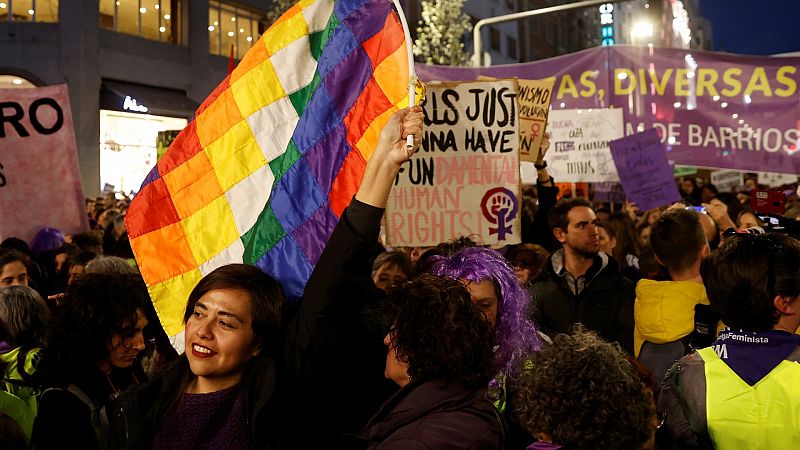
[514,328,654,449]
[386,274,494,389]
[35,273,149,387]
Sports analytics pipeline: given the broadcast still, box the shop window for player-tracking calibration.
[100,109,187,195]
[98,0,182,45]
[1,0,58,22]
[209,1,264,60]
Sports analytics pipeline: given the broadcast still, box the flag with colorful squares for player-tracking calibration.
[126,0,411,347]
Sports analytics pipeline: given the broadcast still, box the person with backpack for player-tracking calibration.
[31,274,149,449]
[634,208,714,385]
[0,286,51,442]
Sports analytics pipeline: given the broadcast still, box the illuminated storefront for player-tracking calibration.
[99,81,195,194]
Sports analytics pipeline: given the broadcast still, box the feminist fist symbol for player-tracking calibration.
[480,188,519,241]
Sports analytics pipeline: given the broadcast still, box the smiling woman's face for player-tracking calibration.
[185,288,261,393]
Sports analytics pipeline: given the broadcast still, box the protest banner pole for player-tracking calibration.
[391,0,417,150]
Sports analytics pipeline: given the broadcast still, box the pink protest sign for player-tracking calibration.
[0,85,88,243]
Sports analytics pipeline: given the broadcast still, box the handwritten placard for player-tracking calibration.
[545,108,623,182]
[517,78,555,162]
[385,80,521,247]
[710,170,744,192]
[609,128,681,211]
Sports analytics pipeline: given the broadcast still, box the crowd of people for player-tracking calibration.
[1,106,799,449]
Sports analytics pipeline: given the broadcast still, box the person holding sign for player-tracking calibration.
[287,107,429,446]
[522,133,560,253]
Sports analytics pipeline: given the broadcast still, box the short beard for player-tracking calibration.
[570,245,599,261]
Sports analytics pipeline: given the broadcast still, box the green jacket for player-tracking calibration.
[0,347,41,442]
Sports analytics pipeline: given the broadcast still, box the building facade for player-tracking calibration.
[478,0,713,64]
[0,0,272,196]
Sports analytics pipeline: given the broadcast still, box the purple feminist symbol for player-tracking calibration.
[480,187,519,241]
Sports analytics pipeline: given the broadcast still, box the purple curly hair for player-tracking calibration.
[429,246,542,385]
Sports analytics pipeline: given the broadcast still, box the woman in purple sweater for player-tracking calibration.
[109,264,298,449]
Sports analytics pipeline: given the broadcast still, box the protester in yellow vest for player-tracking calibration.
[658,231,800,448]
[0,286,51,443]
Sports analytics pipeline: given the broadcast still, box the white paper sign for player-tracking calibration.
[711,170,744,192]
[757,171,798,188]
[545,108,624,182]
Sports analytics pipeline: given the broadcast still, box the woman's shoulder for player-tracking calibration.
[388,382,504,445]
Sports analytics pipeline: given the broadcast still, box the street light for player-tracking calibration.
[472,0,635,66]
[630,19,654,44]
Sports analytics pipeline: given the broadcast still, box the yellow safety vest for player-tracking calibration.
[698,346,800,449]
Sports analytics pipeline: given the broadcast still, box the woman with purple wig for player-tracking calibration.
[430,246,544,449]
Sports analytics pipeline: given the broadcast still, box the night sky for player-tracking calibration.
[700,0,800,55]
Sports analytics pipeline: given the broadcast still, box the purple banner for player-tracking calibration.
[609,128,682,211]
[417,46,800,175]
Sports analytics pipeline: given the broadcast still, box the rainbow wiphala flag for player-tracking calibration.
[126,0,409,341]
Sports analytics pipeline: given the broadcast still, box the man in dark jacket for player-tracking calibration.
[531,198,635,354]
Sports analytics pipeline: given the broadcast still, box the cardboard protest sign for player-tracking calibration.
[517,78,555,162]
[609,128,681,211]
[386,79,521,247]
[710,170,744,192]
[0,85,89,243]
[545,108,623,182]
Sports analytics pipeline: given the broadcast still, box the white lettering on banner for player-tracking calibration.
[123,96,149,113]
[628,122,800,154]
[714,344,728,359]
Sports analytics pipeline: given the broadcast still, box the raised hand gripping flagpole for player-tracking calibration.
[391,0,418,151]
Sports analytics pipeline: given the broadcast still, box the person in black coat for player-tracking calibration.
[357,274,503,449]
[31,274,150,449]
[285,106,425,446]
[531,198,635,354]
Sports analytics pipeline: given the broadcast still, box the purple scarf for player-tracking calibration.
[710,328,800,386]
[0,341,12,355]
